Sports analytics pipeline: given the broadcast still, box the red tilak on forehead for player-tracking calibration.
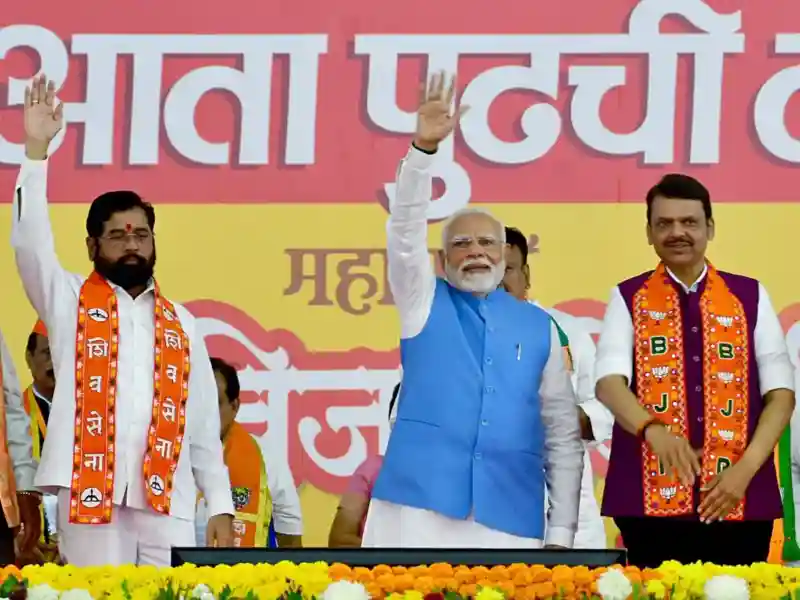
[125,223,132,233]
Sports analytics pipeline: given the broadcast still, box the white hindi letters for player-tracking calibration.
[6,6,800,182]
[86,411,104,436]
[0,27,328,166]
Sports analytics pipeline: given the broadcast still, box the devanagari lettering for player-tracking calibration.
[0,28,327,166]
[285,247,446,315]
[754,34,800,162]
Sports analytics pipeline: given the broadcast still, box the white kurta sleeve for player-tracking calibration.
[386,147,438,340]
[539,322,584,547]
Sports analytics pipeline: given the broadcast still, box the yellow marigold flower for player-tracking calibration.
[645,578,668,599]
[475,585,505,600]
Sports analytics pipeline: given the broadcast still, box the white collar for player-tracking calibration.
[665,263,708,294]
[32,385,52,406]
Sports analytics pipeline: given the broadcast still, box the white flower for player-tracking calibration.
[60,590,94,600]
[596,568,633,600]
[704,574,750,600]
[320,580,370,600]
[27,584,61,600]
[190,584,214,600]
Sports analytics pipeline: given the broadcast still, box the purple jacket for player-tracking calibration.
[602,270,782,521]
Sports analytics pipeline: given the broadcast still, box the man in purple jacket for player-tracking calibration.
[595,173,795,567]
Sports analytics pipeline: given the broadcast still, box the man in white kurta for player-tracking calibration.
[502,226,613,548]
[0,330,40,564]
[11,74,235,566]
[362,73,583,548]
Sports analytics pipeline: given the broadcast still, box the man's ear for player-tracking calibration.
[25,351,33,372]
[86,237,97,261]
[232,397,241,418]
[523,264,531,289]
[707,218,715,242]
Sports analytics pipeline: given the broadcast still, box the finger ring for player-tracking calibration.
[31,100,39,105]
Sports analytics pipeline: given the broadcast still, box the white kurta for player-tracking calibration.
[0,331,37,493]
[363,146,584,548]
[12,159,235,566]
[536,304,612,549]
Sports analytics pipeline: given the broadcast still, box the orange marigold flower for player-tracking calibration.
[430,563,454,578]
[373,564,393,576]
[413,575,435,593]
[328,563,352,580]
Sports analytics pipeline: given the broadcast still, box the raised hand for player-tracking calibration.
[24,74,64,158]
[413,71,468,153]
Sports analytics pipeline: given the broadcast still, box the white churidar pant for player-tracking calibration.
[56,488,196,566]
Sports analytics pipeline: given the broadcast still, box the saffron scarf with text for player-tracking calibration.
[633,263,749,519]
[71,272,190,524]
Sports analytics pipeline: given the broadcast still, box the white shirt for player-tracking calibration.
[595,266,795,396]
[536,303,611,548]
[0,331,37,492]
[195,435,303,544]
[11,159,235,521]
[387,146,584,548]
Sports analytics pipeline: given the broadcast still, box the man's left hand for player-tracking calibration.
[698,460,757,523]
[16,492,42,555]
[206,514,235,547]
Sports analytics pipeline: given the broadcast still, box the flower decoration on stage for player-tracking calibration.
[320,580,370,600]
[704,574,750,600]
[4,560,800,599]
[596,568,632,600]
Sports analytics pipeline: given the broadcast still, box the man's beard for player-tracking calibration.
[94,251,156,291]
[445,258,506,294]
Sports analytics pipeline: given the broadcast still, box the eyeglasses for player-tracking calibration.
[448,235,501,250]
[100,231,154,247]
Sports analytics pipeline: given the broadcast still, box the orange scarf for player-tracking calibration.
[23,387,47,459]
[223,421,272,547]
[633,263,749,520]
[70,272,190,524]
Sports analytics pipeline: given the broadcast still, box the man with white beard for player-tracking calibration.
[362,72,583,548]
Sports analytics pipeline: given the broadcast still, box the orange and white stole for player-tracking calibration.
[633,262,749,520]
[0,360,19,528]
[70,271,191,524]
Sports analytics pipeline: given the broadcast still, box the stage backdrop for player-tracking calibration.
[1,0,799,546]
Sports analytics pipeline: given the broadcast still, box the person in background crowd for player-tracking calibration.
[13,74,234,566]
[22,320,59,563]
[196,357,303,548]
[502,226,613,549]
[363,72,583,548]
[0,328,40,565]
[328,383,399,547]
[774,348,800,565]
[595,173,795,567]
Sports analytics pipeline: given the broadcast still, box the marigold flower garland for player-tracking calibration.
[0,560,798,599]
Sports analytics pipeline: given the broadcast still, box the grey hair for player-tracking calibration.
[441,207,506,250]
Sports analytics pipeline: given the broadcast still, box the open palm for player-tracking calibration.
[414,72,467,150]
[24,74,64,144]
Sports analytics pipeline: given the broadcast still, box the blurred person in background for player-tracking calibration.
[0,327,41,565]
[196,358,303,547]
[22,320,59,563]
[329,383,399,547]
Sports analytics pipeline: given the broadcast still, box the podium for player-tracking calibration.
[171,547,627,568]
